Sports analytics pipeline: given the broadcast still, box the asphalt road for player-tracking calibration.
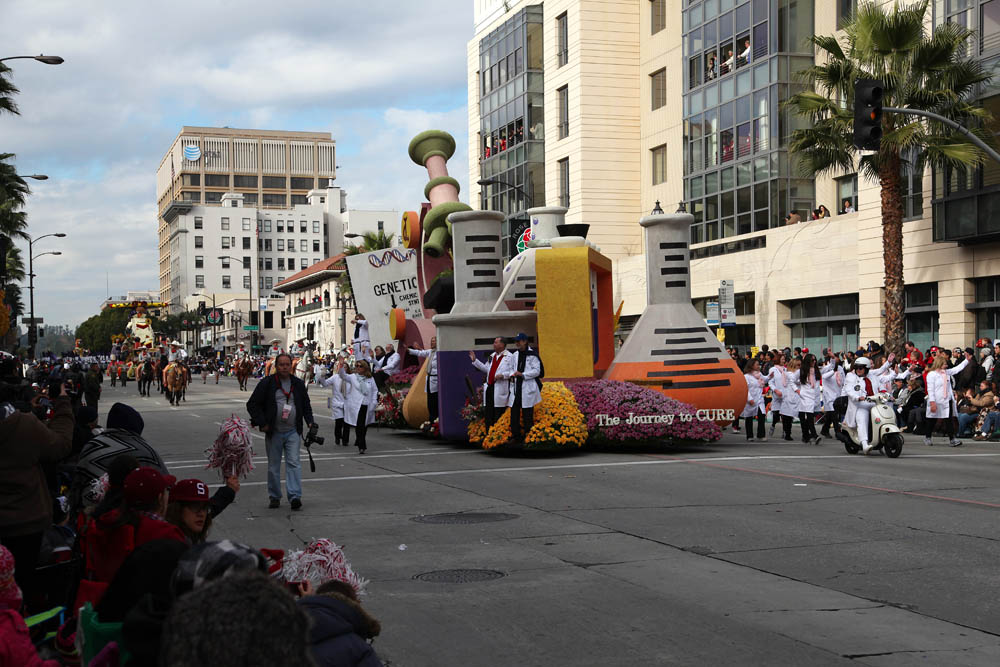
[96,377,1000,666]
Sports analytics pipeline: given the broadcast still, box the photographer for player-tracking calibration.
[0,373,74,608]
[246,353,316,512]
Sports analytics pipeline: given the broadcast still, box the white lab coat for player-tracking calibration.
[821,361,844,411]
[351,318,370,359]
[321,373,346,420]
[842,372,873,431]
[472,350,515,408]
[410,348,438,393]
[766,365,786,412]
[338,366,378,427]
[507,348,542,408]
[798,370,821,413]
[925,358,970,419]
[381,352,401,376]
[779,370,800,417]
[741,372,766,418]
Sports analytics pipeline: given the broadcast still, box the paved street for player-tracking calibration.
[97,377,1000,666]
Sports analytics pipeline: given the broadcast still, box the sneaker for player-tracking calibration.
[974,433,987,441]
[756,436,767,442]
[769,425,776,437]
[813,436,823,446]
[861,442,872,455]
[268,498,280,509]
[732,425,741,433]
[782,435,793,442]
[949,439,963,447]
[290,498,302,510]
[924,437,933,447]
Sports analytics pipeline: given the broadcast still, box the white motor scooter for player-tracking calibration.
[836,393,904,458]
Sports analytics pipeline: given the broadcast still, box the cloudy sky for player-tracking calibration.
[0,0,473,329]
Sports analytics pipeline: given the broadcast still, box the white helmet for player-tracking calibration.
[854,357,872,368]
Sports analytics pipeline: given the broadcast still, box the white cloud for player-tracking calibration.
[1,0,475,328]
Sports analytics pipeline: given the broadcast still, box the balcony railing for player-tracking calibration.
[294,301,324,315]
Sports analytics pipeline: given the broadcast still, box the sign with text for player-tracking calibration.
[706,301,720,326]
[719,279,736,326]
[345,247,423,346]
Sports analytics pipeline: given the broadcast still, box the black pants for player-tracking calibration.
[510,406,534,441]
[335,417,349,445]
[771,410,781,429]
[780,414,794,439]
[928,416,954,438]
[373,371,388,391]
[354,406,368,451]
[1,532,42,610]
[820,410,841,436]
[799,411,817,442]
[427,391,438,421]
[485,384,500,429]
[744,414,765,439]
[85,395,99,414]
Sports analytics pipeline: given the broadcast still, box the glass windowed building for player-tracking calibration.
[467,0,1000,351]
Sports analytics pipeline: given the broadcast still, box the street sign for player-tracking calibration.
[706,302,720,326]
[21,317,43,324]
[206,308,223,326]
[259,297,268,311]
[719,279,736,327]
[243,325,259,331]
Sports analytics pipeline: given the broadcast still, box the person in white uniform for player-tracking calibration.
[351,314,370,360]
[321,356,350,447]
[741,358,768,441]
[374,344,401,391]
[925,351,971,447]
[338,358,378,454]
[766,353,786,437]
[820,353,845,437]
[777,358,802,441]
[470,337,514,429]
[797,354,823,445]
[408,337,439,421]
[507,333,542,445]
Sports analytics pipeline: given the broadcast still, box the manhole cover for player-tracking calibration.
[413,569,506,583]
[411,512,519,524]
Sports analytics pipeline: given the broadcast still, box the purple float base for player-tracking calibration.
[437,350,485,441]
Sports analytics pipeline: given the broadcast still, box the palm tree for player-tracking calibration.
[338,230,397,299]
[0,63,19,117]
[0,155,30,241]
[786,0,992,355]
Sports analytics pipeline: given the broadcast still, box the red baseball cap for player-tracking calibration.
[170,479,211,503]
[123,467,176,505]
[802,348,809,354]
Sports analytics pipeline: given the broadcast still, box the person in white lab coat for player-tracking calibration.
[507,333,542,445]
[408,337,439,422]
[741,358,767,441]
[374,344,401,392]
[797,354,823,445]
[843,357,877,454]
[925,351,971,447]
[766,353,786,437]
[778,358,802,441]
[820,353,845,437]
[338,358,379,454]
[469,337,515,429]
[321,356,349,447]
[350,314,370,360]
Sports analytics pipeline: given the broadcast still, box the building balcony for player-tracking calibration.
[294,301,324,314]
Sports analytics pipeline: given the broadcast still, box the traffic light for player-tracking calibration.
[853,78,883,151]
[37,326,44,338]
[198,301,206,316]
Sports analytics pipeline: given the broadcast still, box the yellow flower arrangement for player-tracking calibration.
[480,382,587,451]
[467,418,487,444]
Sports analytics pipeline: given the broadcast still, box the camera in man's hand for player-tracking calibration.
[304,422,324,447]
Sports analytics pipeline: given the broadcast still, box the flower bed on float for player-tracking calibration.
[473,382,589,452]
[568,379,722,447]
[374,366,418,428]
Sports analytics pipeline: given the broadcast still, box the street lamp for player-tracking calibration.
[334,284,347,347]
[219,255,255,354]
[651,200,664,215]
[26,233,66,358]
[0,54,64,65]
[16,174,48,181]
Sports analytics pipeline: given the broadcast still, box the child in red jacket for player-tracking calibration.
[0,545,60,667]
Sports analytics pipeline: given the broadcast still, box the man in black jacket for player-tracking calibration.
[246,353,316,510]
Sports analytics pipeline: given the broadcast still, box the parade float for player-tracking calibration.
[356,130,737,450]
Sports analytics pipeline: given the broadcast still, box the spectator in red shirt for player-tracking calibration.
[904,340,923,366]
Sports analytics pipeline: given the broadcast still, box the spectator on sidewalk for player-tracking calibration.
[299,579,384,667]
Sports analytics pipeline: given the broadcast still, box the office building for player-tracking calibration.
[344,209,402,244]
[155,126,338,308]
[468,0,1000,351]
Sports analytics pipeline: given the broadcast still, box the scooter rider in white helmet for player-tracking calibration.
[843,357,877,455]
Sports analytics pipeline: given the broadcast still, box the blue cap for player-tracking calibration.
[515,332,529,341]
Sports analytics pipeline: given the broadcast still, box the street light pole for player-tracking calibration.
[192,291,217,353]
[26,233,66,359]
[219,255,255,354]
[15,174,47,181]
[0,55,64,65]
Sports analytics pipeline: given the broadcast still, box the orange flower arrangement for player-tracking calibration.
[479,382,587,451]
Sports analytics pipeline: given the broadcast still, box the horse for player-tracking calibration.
[235,358,252,391]
[294,344,315,383]
[137,359,154,397]
[163,362,187,406]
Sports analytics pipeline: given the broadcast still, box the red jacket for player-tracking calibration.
[905,349,924,365]
[0,609,61,667]
[83,509,186,582]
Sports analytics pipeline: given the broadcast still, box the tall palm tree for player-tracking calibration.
[786,0,992,355]
[0,154,30,241]
[0,63,19,117]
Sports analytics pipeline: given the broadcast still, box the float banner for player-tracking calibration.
[345,248,423,346]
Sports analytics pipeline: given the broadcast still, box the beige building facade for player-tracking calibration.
[155,127,337,307]
[468,0,1000,352]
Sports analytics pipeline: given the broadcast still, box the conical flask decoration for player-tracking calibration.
[604,212,747,422]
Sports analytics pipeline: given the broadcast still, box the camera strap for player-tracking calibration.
[306,444,316,473]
